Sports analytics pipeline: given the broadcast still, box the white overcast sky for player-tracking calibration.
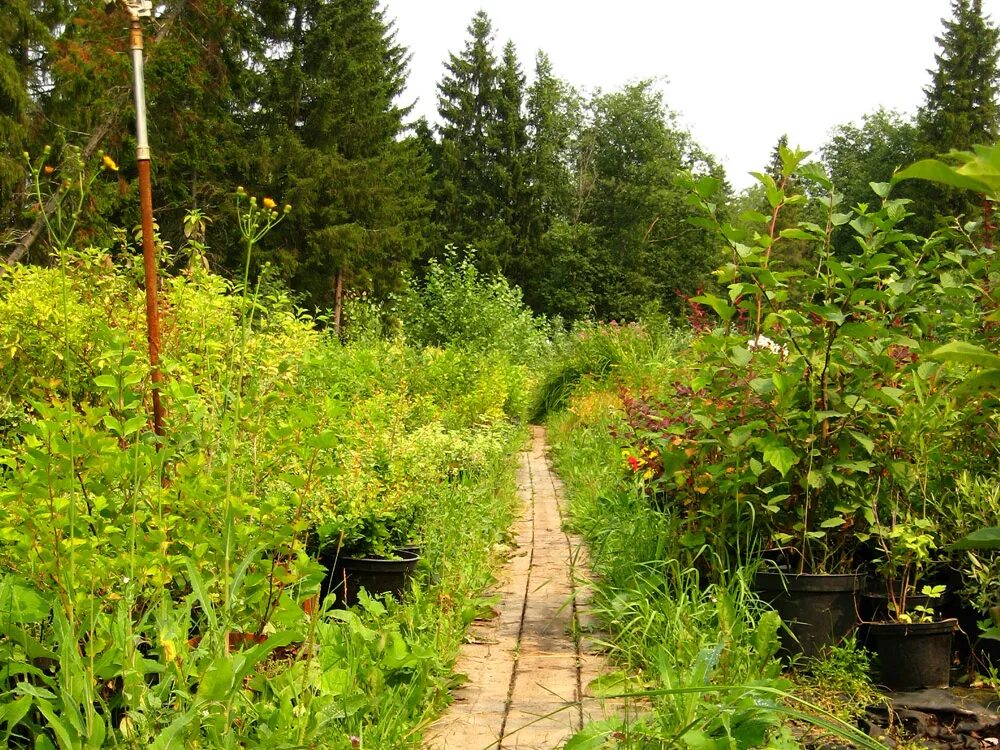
[383,1,1000,190]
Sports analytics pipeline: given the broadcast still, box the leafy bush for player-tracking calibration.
[0,205,527,746]
[398,250,550,365]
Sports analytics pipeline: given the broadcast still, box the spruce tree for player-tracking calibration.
[918,0,1000,219]
[0,0,47,230]
[433,11,502,264]
[921,0,999,152]
[258,0,431,326]
[488,41,531,283]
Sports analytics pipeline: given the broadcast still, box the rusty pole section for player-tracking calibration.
[129,12,165,437]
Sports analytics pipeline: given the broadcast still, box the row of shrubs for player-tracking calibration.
[0,239,545,747]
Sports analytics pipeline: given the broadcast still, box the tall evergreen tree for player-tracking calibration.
[23,0,261,256]
[488,41,531,283]
[258,0,431,326]
[0,0,51,231]
[764,134,790,185]
[433,11,503,265]
[918,0,1000,219]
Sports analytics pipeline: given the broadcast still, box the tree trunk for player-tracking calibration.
[333,267,344,337]
[983,196,994,250]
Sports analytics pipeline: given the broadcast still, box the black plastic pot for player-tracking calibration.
[868,618,957,690]
[860,577,932,622]
[321,550,420,608]
[755,571,860,659]
[395,544,423,558]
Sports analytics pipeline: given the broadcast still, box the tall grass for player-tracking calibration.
[532,321,690,421]
[546,351,889,749]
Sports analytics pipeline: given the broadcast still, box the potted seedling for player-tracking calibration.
[679,156,942,658]
[316,509,420,608]
[866,513,956,690]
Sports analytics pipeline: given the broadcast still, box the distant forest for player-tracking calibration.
[2,0,998,326]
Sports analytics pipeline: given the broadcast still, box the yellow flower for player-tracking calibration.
[102,154,119,172]
[262,197,277,210]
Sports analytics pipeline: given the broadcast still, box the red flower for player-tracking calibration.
[627,456,640,472]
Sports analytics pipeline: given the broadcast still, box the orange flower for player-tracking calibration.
[43,165,54,175]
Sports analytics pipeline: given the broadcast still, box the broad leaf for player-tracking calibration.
[761,440,798,477]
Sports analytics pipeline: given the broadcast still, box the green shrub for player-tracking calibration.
[398,250,549,365]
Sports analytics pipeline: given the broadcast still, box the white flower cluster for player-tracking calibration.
[747,335,788,356]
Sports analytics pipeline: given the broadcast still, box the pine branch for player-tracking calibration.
[1,0,187,275]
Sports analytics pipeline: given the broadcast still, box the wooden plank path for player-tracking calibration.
[424,426,621,750]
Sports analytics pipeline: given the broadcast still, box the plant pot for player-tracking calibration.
[755,571,860,659]
[321,549,420,608]
[868,618,957,690]
[397,542,423,555]
[860,577,933,622]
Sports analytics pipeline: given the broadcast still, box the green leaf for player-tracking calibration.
[869,181,891,198]
[730,346,753,367]
[952,527,1000,550]
[679,531,706,548]
[690,294,735,322]
[779,228,818,241]
[739,210,769,224]
[761,440,799,478]
[35,699,76,750]
[197,656,235,701]
[729,424,756,447]
[0,576,50,623]
[122,415,147,436]
[958,369,1000,393]
[85,713,106,750]
[686,216,718,232]
[1,695,33,730]
[564,720,620,750]
[150,714,196,750]
[930,341,1000,369]
[93,374,118,390]
[894,158,997,196]
[806,469,826,489]
[848,430,874,455]
[694,175,721,199]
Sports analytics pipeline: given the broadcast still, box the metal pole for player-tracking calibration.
[129,14,165,437]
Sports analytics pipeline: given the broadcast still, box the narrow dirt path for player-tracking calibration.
[424,426,619,750]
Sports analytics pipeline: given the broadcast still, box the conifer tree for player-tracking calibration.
[0,0,47,229]
[918,0,1000,219]
[488,41,531,282]
[433,11,502,264]
[921,0,1000,153]
[258,0,431,327]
